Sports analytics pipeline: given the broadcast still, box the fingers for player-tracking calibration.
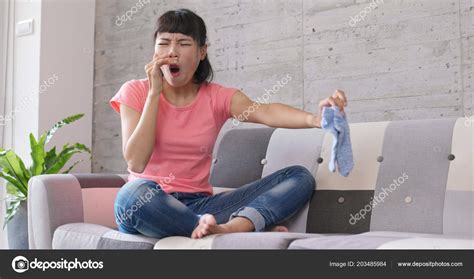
[333,89,347,107]
[320,96,341,110]
[145,55,178,72]
[331,96,345,112]
[319,89,348,113]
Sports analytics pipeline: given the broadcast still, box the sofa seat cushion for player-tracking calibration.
[288,231,474,249]
[155,232,346,249]
[53,223,159,249]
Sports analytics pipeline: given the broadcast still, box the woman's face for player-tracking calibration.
[154,32,207,87]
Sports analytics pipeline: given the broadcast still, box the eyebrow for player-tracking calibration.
[158,38,192,42]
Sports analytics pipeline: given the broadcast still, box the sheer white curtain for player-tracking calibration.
[0,0,13,249]
[0,1,9,145]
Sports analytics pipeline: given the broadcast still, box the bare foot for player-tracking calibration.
[268,225,289,232]
[191,214,231,239]
[190,215,289,239]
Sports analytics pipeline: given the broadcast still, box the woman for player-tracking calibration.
[110,9,347,239]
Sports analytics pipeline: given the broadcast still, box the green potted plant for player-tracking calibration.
[0,114,91,249]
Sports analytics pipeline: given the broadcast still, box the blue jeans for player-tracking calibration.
[114,165,315,238]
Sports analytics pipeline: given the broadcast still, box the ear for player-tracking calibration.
[199,44,208,61]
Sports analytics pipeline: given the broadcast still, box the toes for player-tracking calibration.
[198,230,205,238]
[191,216,219,239]
[202,214,217,226]
[279,226,289,232]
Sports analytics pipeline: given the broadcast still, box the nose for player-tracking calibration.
[167,44,179,59]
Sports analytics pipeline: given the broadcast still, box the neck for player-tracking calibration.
[162,81,201,105]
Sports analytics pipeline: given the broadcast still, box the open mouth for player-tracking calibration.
[169,64,180,74]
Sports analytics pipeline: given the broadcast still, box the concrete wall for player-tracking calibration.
[93,0,473,174]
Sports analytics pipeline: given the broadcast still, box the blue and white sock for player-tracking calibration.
[321,107,338,173]
[321,106,354,177]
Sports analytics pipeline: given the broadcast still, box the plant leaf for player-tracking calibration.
[38,133,46,147]
[44,147,57,170]
[30,133,45,176]
[44,150,81,174]
[2,151,29,190]
[0,172,27,196]
[4,200,20,229]
[62,160,83,174]
[6,181,19,195]
[0,150,29,195]
[70,143,91,155]
[17,158,31,184]
[3,196,26,230]
[45,114,84,144]
[44,142,91,174]
[0,150,12,173]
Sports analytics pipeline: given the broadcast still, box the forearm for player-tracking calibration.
[124,93,159,172]
[260,103,321,129]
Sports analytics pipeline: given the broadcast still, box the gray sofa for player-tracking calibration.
[28,117,473,249]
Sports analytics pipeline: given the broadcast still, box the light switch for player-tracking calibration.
[16,19,34,37]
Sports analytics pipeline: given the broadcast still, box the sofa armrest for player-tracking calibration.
[28,174,127,249]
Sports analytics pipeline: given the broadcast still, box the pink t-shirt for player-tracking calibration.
[110,79,238,195]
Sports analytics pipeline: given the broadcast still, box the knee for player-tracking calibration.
[286,165,316,192]
[115,179,161,209]
[115,179,163,226]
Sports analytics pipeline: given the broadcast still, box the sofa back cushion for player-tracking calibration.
[209,128,275,189]
[309,121,389,233]
[261,128,325,232]
[210,117,472,236]
[369,118,456,234]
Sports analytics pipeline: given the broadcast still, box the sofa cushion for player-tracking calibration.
[53,223,159,249]
[443,118,473,237]
[210,232,321,249]
[370,118,457,234]
[288,231,474,249]
[209,128,275,189]
[155,232,333,249]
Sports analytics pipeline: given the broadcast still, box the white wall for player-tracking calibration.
[12,0,41,164]
[38,0,95,173]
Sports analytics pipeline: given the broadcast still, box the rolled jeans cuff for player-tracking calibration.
[229,207,266,232]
